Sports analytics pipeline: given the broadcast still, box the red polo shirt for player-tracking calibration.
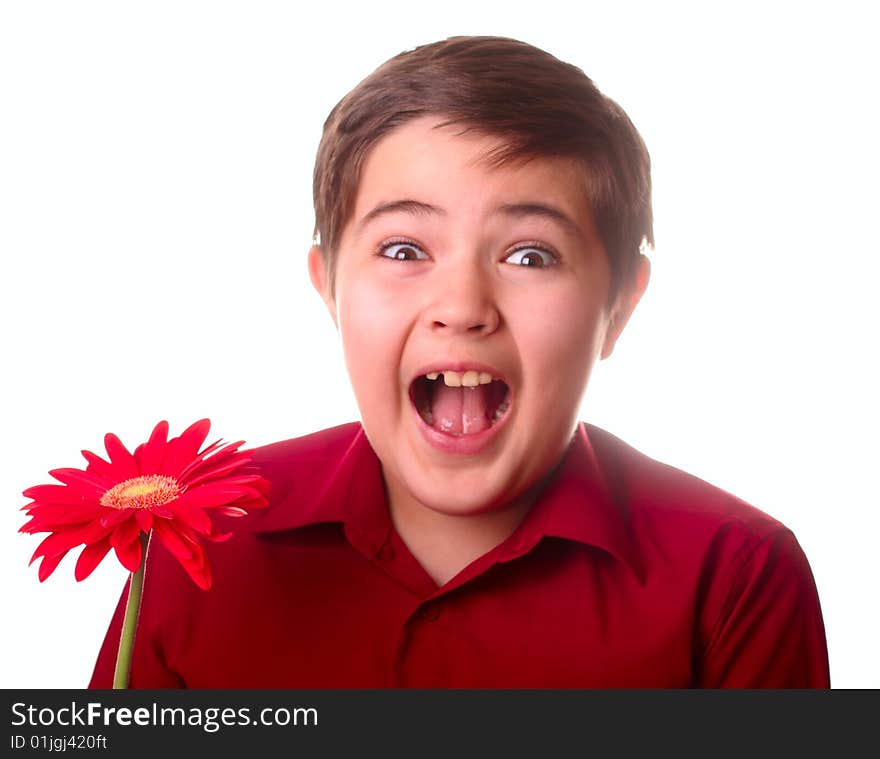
[88,422,829,688]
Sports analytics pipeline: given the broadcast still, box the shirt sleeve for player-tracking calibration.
[88,577,185,689]
[697,528,830,688]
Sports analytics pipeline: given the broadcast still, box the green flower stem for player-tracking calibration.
[112,531,150,690]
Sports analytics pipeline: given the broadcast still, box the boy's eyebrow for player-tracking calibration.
[355,199,583,238]
[357,199,445,232]
[495,202,584,237]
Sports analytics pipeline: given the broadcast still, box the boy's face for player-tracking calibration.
[310,117,647,520]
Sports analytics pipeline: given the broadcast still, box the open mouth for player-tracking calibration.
[409,370,511,436]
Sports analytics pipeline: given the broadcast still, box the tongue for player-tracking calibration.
[431,382,492,435]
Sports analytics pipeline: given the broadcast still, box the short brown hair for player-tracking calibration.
[312,35,653,298]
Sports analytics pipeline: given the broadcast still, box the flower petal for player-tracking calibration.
[179,456,248,489]
[136,420,169,474]
[99,509,131,529]
[192,438,225,458]
[180,543,212,589]
[114,538,144,573]
[211,473,268,487]
[135,509,153,532]
[48,468,107,496]
[169,505,213,535]
[22,483,92,505]
[217,506,249,517]
[80,449,118,482]
[31,528,91,563]
[21,503,101,529]
[177,442,245,482]
[161,419,211,478]
[246,496,270,510]
[175,483,256,509]
[152,520,212,588]
[188,562,211,590]
[103,433,139,479]
[152,520,198,563]
[228,485,269,502]
[110,516,143,548]
[75,539,112,581]
[38,550,68,581]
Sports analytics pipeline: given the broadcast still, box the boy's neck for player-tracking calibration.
[382,477,536,587]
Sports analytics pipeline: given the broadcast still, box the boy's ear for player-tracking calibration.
[308,244,338,328]
[600,254,651,360]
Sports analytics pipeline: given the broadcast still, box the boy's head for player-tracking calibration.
[308,36,652,524]
[312,35,653,302]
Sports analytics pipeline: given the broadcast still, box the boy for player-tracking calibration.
[90,36,829,687]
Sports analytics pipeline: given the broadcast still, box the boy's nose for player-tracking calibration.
[423,266,500,337]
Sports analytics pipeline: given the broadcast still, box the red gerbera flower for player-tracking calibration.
[20,419,269,590]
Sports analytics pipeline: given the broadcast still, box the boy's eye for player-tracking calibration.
[379,241,429,261]
[503,246,557,268]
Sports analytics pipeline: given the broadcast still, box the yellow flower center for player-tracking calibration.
[100,474,180,510]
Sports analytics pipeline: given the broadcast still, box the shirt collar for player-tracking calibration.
[249,422,642,582]
[249,425,390,558]
[516,422,643,582]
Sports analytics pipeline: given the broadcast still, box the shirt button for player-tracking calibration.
[418,603,441,622]
[377,542,394,561]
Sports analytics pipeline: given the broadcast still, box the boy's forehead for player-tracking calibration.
[346,117,595,240]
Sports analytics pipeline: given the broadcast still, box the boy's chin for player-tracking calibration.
[400,471,536,519]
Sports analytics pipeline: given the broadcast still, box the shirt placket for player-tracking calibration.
[366,527,541,687]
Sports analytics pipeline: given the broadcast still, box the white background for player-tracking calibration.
[1,1,877,688]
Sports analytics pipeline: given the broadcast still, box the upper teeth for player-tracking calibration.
[426,370,495,387]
